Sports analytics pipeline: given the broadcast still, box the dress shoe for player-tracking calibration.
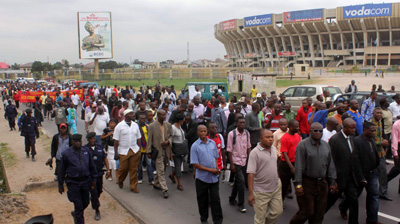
[131,188,139,193]
[31,157,36,162]
[153,185,162,191]
[163,191,169,198]
[340,211,348,220]
[94,209,101,221]
[71,211,77,224]
[118,182,123,189]
[26,153,29,158]
[379,195,393,201]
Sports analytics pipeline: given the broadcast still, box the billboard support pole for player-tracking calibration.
[94,59,99,80]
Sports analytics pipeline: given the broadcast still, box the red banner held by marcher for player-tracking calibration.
[18,89,84,103]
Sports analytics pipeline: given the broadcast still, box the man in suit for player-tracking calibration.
[325,118,359,223]
[147,109,173,198]
[182,112,198,172]
[352,122,381,224]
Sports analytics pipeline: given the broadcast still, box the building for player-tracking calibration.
[215,3,400,68]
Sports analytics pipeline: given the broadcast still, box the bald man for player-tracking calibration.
[321,117,339,143]
[326,118,359,223]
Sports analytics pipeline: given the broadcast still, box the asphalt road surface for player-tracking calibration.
[30,105,400,224]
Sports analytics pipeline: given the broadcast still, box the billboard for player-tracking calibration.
[78,12,113,59]
[244,14,273,27]
[220,19,236,31]
[284,9,323,23]
[278,51,295,56]
[343,3,392,19]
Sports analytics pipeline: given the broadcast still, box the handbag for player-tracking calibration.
[151,146,159,160]
[172,140,189,156]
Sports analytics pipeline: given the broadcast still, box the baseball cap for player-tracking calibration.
[59,123,67,129]
[256,93,261,98]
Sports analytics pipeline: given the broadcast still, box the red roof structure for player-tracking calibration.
[0,62,9,69]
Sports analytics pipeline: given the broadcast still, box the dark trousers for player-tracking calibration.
[278,160,294,201]
[90,176,103,210]
[66,180,90,224]
[55,159,60,176]
[195,179,223,224]
[387,159,400,182]
[326,180,359,224]
[24,136,36,157]
[15,100,19,109]
[229,164,245,206]
[360,170,379,222]
[290,178,328,224]
[300,133,308,139]
[7,117,15,129]
[384,133,392,159]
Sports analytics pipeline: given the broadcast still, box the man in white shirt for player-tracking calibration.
[194,85,202,99]
[85,103,96,134]
[105,86,112,100]
[89,106,110,145]
[321,117,339,143]
[71,92,80,109]
[113,109,142,193]
[389,93,400,122]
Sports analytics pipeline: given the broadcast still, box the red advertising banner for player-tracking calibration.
[19,89,84,103]
[278,51,295,56]
[220,19,236,31]
[244,53,256,58]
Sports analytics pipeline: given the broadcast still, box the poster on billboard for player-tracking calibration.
[284,9,323,23]
[220,19,236,31]
[343,3,392,19]
[278,51,295,56]
[78,12,113,59]
[244,14,273,27]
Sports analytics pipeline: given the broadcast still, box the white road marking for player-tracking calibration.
[378,212,400,222]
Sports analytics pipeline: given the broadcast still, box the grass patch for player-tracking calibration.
[276,79,325,88]
[38,130,51,153]
[97,78,226,91]
[0,143,17,168]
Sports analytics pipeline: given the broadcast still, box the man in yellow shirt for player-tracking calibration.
[250,85,257,102]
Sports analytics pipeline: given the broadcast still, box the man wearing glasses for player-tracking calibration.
[290,122,337,224]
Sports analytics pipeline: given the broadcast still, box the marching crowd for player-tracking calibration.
[2,79,400,224]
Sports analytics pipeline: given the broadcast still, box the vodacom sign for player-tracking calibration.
[343,3,392,19]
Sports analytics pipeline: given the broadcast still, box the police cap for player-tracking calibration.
[25,108,32,113]
[86,132,96,139]
[71,134,82,141]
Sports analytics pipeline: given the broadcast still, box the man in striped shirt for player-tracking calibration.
[265,103,283,133]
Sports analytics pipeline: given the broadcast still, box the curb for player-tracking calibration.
[21,180,57,193]
[103,185,147,224]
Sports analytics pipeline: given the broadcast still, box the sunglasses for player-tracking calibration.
[311,129,323,133]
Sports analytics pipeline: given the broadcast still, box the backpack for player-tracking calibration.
[232,129,249,145]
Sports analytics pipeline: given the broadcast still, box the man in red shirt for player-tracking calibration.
[207,122,225,171]
[296,99,311,139]
[265,103,283,132]
[279,119,301,201]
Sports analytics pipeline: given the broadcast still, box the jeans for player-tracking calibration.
[138,153,154,182]
[377,157,388,197]
[173,155,184,178]
[361,170,379,223]
[195,179,223,224]
[230,164,246,206]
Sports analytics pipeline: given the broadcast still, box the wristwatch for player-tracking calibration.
[296,185,302,189]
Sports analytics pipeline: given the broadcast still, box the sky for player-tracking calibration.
[0,0,396,65]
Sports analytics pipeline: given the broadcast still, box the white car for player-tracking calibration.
[281,85,343,111]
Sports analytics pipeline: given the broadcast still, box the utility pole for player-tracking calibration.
[187,42,190,66]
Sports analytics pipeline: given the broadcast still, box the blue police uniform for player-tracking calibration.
[20,115,39,158]
[84,143,107,210]
[58,146,97,224]
[4,104,17,130]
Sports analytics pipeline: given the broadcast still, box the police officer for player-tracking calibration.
[20,108,39,161]
[58,134,98,224]
[4,100,18,131]
[85,132,110,221]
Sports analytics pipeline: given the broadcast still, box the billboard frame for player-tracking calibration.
[77,11,113,59]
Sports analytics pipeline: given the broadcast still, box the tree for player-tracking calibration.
[99,60,119,69]
[72,63,84,69]
[31,61,43,72]
[62,59,70,69]
[52,62,63,70]
[132,59,143,65]
[42,62,53,71]
[11,63,20,70]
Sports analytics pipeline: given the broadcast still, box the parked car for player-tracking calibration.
[25,78,35,83]
[333,92,394,110]
[73,80,88,87]
[183,82,228,100]
[44,77,55,83]
[281,85,343,111]
[37,80,48,85]
[63,79,76,86]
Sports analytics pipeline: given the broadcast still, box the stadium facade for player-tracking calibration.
[214,3,400,68]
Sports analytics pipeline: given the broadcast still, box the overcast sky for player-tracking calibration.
[0,0,395,65]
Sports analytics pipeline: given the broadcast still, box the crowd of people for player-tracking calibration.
[2,79,400,224]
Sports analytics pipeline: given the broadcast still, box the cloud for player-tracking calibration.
[0,0,396,64]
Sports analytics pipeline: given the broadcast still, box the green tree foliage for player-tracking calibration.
[31,61,43,72]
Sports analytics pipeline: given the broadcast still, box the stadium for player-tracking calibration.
[214,3,400,69]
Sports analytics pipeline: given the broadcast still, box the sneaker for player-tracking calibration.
[229,182,234,187]
[26,153,29,158]
[94,209,101,220]
[138,180,143,184]
[143,166,147,172]
[239,205,247,213]
[153,171,157,175]
[108,178,113,181]
[32,157,36,162]
[54,176,58,182]
[150,181,155,185]
[163,191,169,199]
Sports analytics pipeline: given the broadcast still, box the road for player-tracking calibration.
[32,104,400,224]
